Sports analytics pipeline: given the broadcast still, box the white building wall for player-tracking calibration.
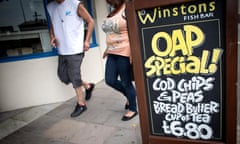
[90,0,108,74]
[81,0,108,84]
[0,57,75,112]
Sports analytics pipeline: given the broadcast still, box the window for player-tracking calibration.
[0,0,97,62]
[0,0,52,61]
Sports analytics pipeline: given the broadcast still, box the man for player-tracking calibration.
[47,0,95,117]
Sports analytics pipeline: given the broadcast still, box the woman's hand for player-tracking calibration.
[102,51,108,58]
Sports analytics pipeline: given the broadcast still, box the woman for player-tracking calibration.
[102,0,137,121]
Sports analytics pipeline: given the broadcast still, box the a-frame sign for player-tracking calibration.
[126,0,238,144]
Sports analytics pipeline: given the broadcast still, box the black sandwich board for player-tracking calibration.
[125,0,238,143]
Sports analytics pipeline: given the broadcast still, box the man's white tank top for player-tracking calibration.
[47,0,84,55]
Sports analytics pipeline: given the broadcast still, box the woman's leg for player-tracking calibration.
[117,56,137,113]
[105,55,126,96]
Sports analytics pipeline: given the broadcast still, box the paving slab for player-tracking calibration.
[1,81,238,144]
[0,81,142,144]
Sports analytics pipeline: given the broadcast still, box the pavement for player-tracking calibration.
[0,80,239,144]
[0,81,142,144]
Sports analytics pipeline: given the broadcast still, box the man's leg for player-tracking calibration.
[71,83,95,117]
[68,54,88,117]
[82,81,95,100]
[75,81,96,104]
[71,86,87,117]
[75,86,85,105]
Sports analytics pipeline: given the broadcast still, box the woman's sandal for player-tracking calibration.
[121,111,138,121]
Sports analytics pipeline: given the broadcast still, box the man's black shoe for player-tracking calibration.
[70,103,87,117]
[85,83,95,100]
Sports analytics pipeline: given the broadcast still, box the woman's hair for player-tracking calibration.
[117,0,126,5]
[106,0,126,7]
[107,0,126,17]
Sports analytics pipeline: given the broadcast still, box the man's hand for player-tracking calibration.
[84,41,90,51]
[50,37,57,48]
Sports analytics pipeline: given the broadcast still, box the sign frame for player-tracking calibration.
[125,0,238,144]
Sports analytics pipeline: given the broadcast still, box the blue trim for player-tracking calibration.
[87,0,97,47]
[87,0,93,16]
[90,43,99,48]
[44,0,51,29]
[0,49,58,63]
[0,43,99,63]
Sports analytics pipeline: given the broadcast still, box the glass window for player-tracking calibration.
[0,0,51,59]
[0,0,97,62]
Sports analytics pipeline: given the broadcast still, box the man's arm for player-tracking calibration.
[77,3,94,51]
[49,20,57,48]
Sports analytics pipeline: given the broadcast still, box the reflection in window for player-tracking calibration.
[0,0,51,58]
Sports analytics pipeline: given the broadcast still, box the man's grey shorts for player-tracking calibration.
[57,53,84,88]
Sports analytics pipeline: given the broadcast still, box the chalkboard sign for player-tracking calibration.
[126,0,237,143]
[136,0,224,140]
